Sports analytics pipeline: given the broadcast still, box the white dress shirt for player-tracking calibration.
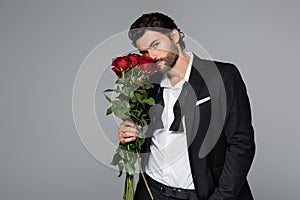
[145,52,195,189]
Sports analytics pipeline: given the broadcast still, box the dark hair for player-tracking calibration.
[128,12,186,49]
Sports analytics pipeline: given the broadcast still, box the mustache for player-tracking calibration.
[154,58,165,63]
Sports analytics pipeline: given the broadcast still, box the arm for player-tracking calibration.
[209,64,256,199]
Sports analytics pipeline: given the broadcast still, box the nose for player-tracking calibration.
[147,49,157,60]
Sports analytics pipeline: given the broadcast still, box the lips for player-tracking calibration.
[155,59,164,65]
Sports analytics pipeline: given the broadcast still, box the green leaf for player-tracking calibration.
[136,137,145,149]
[117,162,124,177]
[115,78,126,84]
[106,106,113,115]
[116,86,121,93]
[104,94,112,103]
[113,108,128,120]
[121,100,131,110]
[143,83,154,89]
[125,162,135,176]
[117,144,126,151]
[141,125,148,135]
[103,89,114,93]
[130,96,136,103]
[128,142,137,150]
[111,99,120,104]
[141,98,155,105]
[122,86,133,97]
[110,151,122,166]
[135,93,142,103]
[118,149,126,160]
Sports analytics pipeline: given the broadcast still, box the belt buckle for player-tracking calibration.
[160,185,171,197]
[171,187,178,198]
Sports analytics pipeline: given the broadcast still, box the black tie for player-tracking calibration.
[149,82,188,133]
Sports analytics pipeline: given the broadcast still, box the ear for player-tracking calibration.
[170,29,180,44]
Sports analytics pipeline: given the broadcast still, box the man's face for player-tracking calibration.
[135,30,179,73]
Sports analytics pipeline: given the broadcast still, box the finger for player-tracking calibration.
[122,131,137,138]
[118,127,137,139]
[121,120,136,128]
[121,126,139,134]
[121,136,137,144]
[123,135,135,141]
[121,120,142,130]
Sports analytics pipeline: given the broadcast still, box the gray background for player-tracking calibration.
[1,0,300,199]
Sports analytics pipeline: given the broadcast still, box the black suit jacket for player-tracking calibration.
[140,54,255,200]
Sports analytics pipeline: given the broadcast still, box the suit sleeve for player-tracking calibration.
[208,64,256,200]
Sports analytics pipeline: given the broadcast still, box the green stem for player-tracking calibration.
[132,176,135,199]
[126,176,128,200]
[128,113,140,122]
[124,174,134,200]
[127,176,131,200]
[136,150,154,200]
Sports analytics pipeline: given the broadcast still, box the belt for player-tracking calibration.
[144,173,198,199]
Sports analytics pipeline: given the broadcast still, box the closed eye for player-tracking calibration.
[139,50,148,55]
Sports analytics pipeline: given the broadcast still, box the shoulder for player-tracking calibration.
[193,55,243,84]
[202,58,240,77]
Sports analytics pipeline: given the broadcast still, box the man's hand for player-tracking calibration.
[118,120,141,144]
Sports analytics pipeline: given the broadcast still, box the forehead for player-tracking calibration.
[135,30,169,49]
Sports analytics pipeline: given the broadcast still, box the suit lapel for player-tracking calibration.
[185,54,212,147]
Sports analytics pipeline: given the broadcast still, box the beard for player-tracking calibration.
[156,42,179,73]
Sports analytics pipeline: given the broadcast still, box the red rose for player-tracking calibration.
[138,55,158,75]
[127,53,141,67]
[112,56,131,71]
[112,66,122,77]
[111,54,157,77]
[139,55,155,65]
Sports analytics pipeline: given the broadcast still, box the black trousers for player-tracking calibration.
[134,176,199,200]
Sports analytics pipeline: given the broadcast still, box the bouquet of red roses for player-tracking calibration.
[104,53,157,200]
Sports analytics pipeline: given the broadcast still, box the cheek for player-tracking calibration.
[155,50,168,58]
[156,44,173,57]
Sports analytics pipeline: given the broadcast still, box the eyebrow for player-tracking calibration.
[138,39,159,54]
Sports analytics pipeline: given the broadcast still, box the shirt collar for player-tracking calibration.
[160,52,194,88]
